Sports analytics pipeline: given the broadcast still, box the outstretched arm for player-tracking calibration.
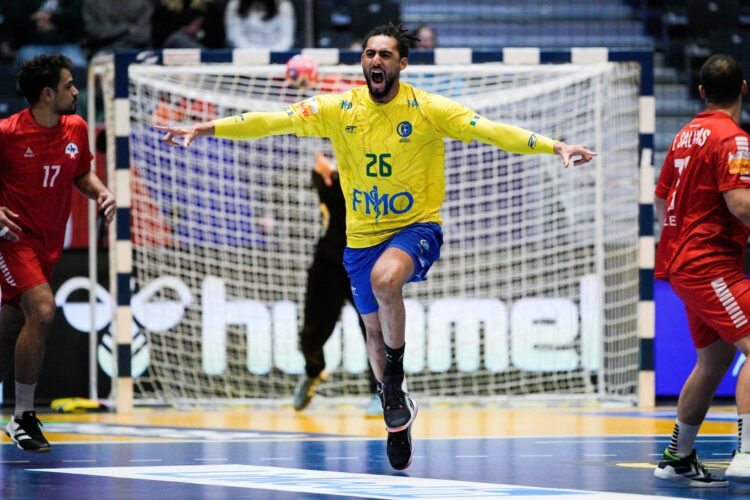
[471,119,597,168]
[156,121,215,148]
[157,111,295,148]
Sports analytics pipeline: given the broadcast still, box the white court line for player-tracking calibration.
[129,459,163,463]
[0,460,30,463]
[519,454,553,457]
[584,454,618,457]
[30,464,682,499]
[194,458,229,461]
[711,453,733,456]
[63,459,96,463]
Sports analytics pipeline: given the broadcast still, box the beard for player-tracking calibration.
[56,100,77,115]
[364,68,396,100]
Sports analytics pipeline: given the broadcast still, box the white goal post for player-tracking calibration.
[91,48,654,410]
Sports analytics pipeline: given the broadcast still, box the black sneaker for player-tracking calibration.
[381,379,417,432]
[387,426,414,470]
[653,448,727,487]
[5,411,51,452]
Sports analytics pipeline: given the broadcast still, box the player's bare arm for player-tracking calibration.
[724,188,750,227]
[74,171,116,225]
[156,122,215,149]
[654,196,666,232]
[0,206,22,241]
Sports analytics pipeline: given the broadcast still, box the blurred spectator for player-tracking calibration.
[225,0,296,50]
[83,0,152,54]
[5,1,86,70]
[163,14,206,48]
[152,0,208,48]
[410,24,437,49]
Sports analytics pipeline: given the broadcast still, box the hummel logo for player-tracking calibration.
[24,147,34,158]
[345,125,357,133]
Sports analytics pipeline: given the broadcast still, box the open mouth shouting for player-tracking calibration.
[367,67,389,98]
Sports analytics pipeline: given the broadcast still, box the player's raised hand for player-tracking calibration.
[314,152,337,186]
[553,142,598,168]
[155,124,204,149]
[98,190,116,225]
[0,207,22,242]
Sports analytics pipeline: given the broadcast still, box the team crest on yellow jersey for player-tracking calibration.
[397,121,412,143]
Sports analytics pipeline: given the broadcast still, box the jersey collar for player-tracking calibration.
[364,81,407,107]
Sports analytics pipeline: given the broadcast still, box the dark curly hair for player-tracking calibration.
[17,54,73,105]
[362,23,419,59]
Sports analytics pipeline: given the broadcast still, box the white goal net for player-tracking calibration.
[120,60,640,404]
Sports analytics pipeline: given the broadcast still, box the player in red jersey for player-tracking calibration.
[654,54,750,486]
[0,55,115,452]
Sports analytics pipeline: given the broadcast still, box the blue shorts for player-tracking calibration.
[343,222,443,315]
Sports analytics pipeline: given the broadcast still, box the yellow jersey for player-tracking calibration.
[213,81,558,248]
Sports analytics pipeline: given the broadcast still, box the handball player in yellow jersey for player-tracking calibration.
[158,23,597,470]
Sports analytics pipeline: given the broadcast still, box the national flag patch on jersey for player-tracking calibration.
[735,136,749,152]
[65,142,79,160]
[728,150,750,175]
[299,98,319,117]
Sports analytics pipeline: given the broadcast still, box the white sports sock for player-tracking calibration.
[667,418,701,457]
[14,382,36,419]
[740,414,750,453]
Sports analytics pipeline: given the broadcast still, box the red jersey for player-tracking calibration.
[0,109,92,262]
[655,110,750,279]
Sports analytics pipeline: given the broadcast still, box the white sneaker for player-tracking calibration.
[726,451,750,484]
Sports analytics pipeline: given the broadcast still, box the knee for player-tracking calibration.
[697,354,735,380]
[29,302,56,329]
[370,270,402,303]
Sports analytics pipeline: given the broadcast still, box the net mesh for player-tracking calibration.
[123,62,640,404]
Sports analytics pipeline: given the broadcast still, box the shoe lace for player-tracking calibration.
[21,414,44,437]
[692,457,714,479]
[382,384,405,411]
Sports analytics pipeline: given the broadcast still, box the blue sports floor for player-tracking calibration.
[1,405,747,499]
